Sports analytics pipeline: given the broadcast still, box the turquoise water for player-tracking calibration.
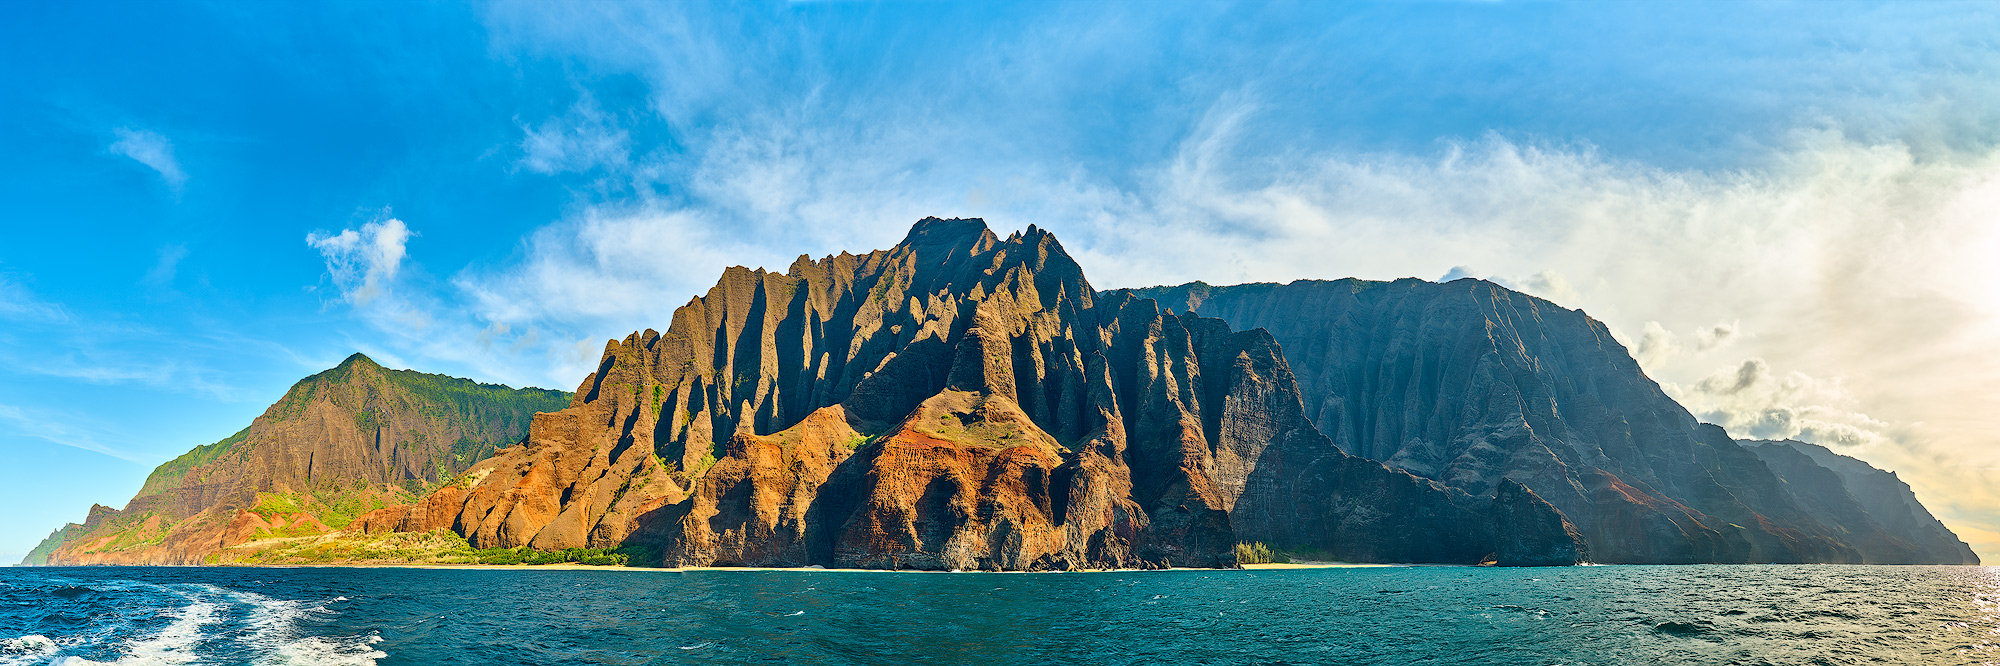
[1,565,1995,665]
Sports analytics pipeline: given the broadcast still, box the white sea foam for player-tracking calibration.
[231,589,384,666]
[0,635,58,666]
[56,589,221,665]
[32,583,382,666]
[259,635,385,666]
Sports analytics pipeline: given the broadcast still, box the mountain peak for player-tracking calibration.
[337,352,380,370]
[899,217,995,253]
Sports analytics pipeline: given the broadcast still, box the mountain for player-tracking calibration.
[18,524,81,566]
[25,354,570,565]
[40,219,1956,570]
[358,218,1586,569]
[1743,439,1978,565]
[1117,278,1961,564]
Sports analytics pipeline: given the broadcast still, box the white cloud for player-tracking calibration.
[108,128,186,191]
[307,218,412,307]
[1630,320,1743,370]
[1693,321,1738,351]
[518,99,631,175]
[0,403,147,463]
[1664,358,1896,448]
[1635,321,1680,369]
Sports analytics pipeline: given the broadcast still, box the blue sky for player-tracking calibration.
[5,1,2000,562]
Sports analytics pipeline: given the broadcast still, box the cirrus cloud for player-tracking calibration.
[108,127,186,191]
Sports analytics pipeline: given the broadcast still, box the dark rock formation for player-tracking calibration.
[1122,279,1891,564]
[373,218,1585,568]
[32,354,569,565]
[1744,439,1979,565]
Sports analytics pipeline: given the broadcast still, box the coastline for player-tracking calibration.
[24,561,1400,573]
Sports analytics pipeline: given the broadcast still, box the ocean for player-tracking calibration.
[0,564,1993,665]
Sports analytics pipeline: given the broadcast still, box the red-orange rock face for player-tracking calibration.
[385,218,1587,569]
[815,391,1075,570]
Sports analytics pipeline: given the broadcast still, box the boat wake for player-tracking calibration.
[1,581,382,666]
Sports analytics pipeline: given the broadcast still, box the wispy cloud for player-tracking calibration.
[518,98,631,175]
[143,244,189,291]
[108,127,186,191]
[0,276,71,324]
[0,403,147,463]
[0,275,248,400]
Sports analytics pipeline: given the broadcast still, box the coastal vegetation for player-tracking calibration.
[208,529,652,567]
[1234,542,1288,565]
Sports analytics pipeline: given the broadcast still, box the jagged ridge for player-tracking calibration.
[1120,278,1972,565]
[362,218,1585,569]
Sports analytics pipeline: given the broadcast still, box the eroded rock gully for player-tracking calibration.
[369,218,1586,569]
[1119,278,1971,565]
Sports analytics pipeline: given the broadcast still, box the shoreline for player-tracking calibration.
[272,560,1398,572]
[15,561,1398,573]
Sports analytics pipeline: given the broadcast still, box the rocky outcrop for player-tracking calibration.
[372,218,1585,568]
[34,355,569,565]
[1123,279,1881,564]
[1744,439,1979,565]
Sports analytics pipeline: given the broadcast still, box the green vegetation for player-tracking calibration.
[1234,542,1289,565]
[253,492,305,515]
[135,426,251,498]
[448,436,499,472]
[136,354,570,505]
[377,366,571,425]
[246,487,404,534]
[214,529,658,567]
[54,508,184,558]
[467,546,635,566]
[691,450,720,477]
[353,406,378,432]
[313,353,571,430]
[19,524,82,566]
[441,467,489,490]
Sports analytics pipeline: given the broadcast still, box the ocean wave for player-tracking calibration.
[230,588,384,666]
[56,588,220,666]
[0,635,58,666]
[2,578,382,666]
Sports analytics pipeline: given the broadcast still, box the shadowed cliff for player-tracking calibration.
[1118,278,1960,564]
[1743,439,1978,565]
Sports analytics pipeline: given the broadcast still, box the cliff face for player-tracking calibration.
[1122,279,1883,564]
[364,219,1585,569]
[35,355,569,565]
[1744,440,1979,565]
